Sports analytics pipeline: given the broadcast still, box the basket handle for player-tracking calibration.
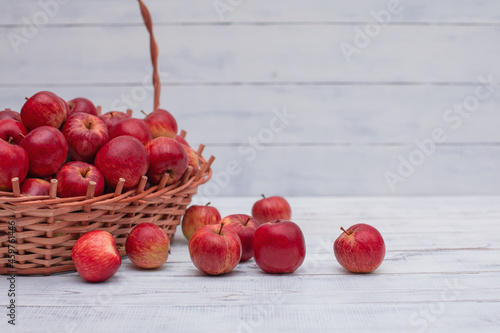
[138,0,161,111]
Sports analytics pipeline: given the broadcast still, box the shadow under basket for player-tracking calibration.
[0,145,214,276]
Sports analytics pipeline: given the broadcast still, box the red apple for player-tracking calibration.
[20,91,68,130]
[67,97,98,117]
[109,118,152,145]
[333,224,385,273]
[188,223,242,275]
[181,203,221,240]
[251,195,292,224]
[219,214,259,261]
[55,161,105,198]
[253,219,306,274]
[94,136,149,189]
[62,113,109,163]
[143,109,178,138]
[182,144,199,178]
[174,135,189,147]
[71,230,121,282]
[0,119,28,145]
[20,178,50,196]
[0,138,29,191]
[0,109,21,122]
[145,137,188,185]
[19,126,68,177]
[125,223,170,269]
[100,111,130,132]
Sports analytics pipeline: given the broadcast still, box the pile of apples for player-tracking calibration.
[0,90,200,197]
[70,194,386,282]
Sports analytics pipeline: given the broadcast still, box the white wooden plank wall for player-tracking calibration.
[1,0,499,196]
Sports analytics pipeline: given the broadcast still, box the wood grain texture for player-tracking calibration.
[0,196,499,332]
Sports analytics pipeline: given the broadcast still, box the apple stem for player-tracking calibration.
[7,137,14,144]
[83,167,91,178]
[218,223,224,235]
[261,194,266,199]
[140,110,148,117]
[276,219,281,223]
[25,97,29,101]
[244,216,251,226]
[18,133,25,139]
[340,227,352,236]
[88,120,92,129]
[205,202,211,206]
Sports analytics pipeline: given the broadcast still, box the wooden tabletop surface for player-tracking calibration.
[2,196,500,332]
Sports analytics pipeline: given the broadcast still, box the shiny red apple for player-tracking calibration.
[100,111,130,132]
[72,230,121,282]
[188,223,242,275]
[20,178,51,196]
[0,119,28,145]
[19,126,68,177]
[219,214,259,261]
[20,91,68,130]
[143,108,178,138]
[0,109,21,122]
[55,161,105,198]
[67,97,98,117]
[145,137,188,185]
[251,195,292,224]
[334,224,385,273]
[181,203,221,240]
[0,137,29,191]
[62,113,109,162]
[125,223,170,269]
[94,136,149,189]
[253,219,306,273]
[109,118,152,145]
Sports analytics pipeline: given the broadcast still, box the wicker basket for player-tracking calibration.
[0,0,214,275]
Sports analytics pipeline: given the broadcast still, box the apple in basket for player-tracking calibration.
[125,223,170,269]
[143,108,178,139]
[67,97,98,117]
[0,136,29,191]
[100,111,130,132]
[253,219,306,274]
[251,195,292,224]
[189,223,242,275]
[109,118,153,145]
[20,178,51,196]
[62,113,109,163]
[94,136,149,189]
[72,230,121,282]
[145,137,188,185]
[0,109,21,122]
[0,119,28,145]
[333,224,385,273]
[21,91,68,130]
[181,203,221,240]
[19,126,68,178]
[55,161,105,198]
[219,214,259,262]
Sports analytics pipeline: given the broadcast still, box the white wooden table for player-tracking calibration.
[2,196,500,332]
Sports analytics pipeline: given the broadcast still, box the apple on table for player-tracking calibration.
[253,219,306,274]
[333,223,385,273]
[219,214,259,262]
[182,203,221,240]
[188,223,242,275]
[72,230,121,282]
[125,223,170,269]
[252,194,292,224]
